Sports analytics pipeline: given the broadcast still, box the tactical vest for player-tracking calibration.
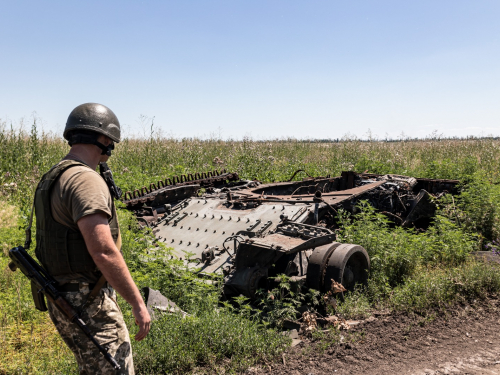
[34,160,120,276]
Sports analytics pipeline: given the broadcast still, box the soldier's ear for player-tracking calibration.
[97,134,112,146]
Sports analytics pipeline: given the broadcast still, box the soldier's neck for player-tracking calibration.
[64,144,102,170]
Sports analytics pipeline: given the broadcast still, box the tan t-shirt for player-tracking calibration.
[50,161,121,284]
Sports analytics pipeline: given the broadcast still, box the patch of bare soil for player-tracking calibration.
[249,299,500,375]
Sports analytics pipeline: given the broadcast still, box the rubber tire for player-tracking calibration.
[306,242,341,291]
[323,244,370,293]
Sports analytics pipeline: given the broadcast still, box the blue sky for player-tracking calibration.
[1,1,499,139]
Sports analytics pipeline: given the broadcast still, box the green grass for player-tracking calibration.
[2,119,500,373]
[0,201,77,374]
[132,309,288,374]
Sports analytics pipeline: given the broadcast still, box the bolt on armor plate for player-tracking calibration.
[124,169,459,298]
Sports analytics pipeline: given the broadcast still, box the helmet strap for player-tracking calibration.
[68,134,115,157]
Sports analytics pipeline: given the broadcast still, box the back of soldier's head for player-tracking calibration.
[64,103,121,156]
[64,103,121,145]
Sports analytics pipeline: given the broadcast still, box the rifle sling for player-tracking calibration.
[84,275,108,308]
[24,199,35,250]
[71,275,108,313]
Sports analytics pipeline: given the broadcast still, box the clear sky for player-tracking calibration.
[1,1,499,140]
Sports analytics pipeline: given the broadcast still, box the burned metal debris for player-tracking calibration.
[142,287,188,319]
[124,170,459,298]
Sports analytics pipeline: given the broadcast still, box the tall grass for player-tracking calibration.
[0,200,76,374]
[2,118,500,373]
[2,118,500,203]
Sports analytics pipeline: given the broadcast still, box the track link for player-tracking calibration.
[122,169,239,207]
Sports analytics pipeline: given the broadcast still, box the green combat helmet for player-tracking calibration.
[64,103,121,156]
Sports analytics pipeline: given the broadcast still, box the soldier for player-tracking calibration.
[34,103,150,374]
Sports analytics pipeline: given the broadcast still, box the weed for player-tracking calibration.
[440,171,500,245]
[132,309,288,374]
[335,289,372,319]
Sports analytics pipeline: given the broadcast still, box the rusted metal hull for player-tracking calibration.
[124,170,459,297]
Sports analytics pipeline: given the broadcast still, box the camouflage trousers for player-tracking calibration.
[48,283,134,375]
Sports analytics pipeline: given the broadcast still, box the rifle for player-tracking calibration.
[99,162,122,200]
[8,246,120,371]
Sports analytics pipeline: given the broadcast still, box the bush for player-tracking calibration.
[440,172,500,246]
[389,260,500,313]
[337,202,475,290]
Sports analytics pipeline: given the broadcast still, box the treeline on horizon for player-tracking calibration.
[257,135,500,143]
[1,116,498,143]
[1,126,499,144]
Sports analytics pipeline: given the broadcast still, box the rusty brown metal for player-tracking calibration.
[359,173,459,193]
[124,169,462,298]
[228,180,386,205]
[122,169,239,207]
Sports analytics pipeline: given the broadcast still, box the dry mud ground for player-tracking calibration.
[248,299,500,375]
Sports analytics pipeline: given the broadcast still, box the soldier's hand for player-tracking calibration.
[132,304,151,341]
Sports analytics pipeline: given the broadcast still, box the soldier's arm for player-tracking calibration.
[77,213,151,341]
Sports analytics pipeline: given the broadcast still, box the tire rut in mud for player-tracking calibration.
[247,298,500,375]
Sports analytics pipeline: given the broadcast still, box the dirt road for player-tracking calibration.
[249,299,500,375]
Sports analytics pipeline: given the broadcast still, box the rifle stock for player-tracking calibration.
[8,246,120,370]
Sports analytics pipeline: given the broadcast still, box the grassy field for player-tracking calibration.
[1,120,500,373]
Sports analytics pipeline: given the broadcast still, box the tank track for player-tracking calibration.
[122,169,239,207]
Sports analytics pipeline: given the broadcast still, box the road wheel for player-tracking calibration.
[324,244,370,295]
[306,242,341,291]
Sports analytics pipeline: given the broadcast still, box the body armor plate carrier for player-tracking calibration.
[34,160,120,276]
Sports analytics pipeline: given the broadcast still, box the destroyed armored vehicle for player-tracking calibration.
[123,170,458,298]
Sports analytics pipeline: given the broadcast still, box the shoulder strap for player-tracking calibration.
[24,199,36,249]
